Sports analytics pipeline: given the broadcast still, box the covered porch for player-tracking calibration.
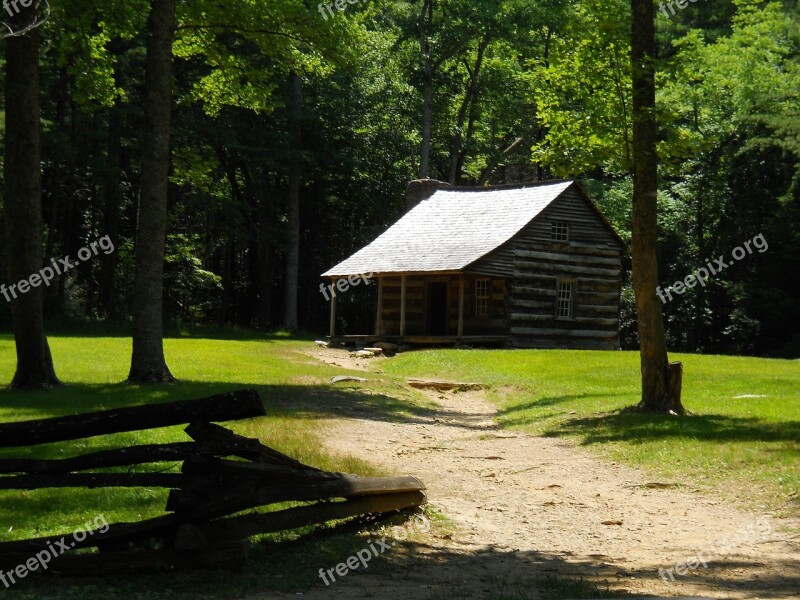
[326,272,508,344]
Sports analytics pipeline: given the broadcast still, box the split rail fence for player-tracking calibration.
[0,389,425,574]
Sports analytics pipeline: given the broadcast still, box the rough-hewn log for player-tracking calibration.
[166,474,425,513]
[0,440,262,475]
[200,491,427,545]
[181,456,340,484]
[0,473,425,558]
[406,379,484,392]
[0,513,178,555]
[0,543,248,575]
[513,248,622,266]
[513,262,621,278]
[509,327,618,339]
[184,421,321,471]
[509,314,618,327]
[0,390,265,448]
[0,472,185,489]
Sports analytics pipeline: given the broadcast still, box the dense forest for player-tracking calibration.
[1,0,798,358]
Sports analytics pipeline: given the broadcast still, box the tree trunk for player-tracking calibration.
[418,0,433,179]
[99,83,124,317]
[129,0,176,383]
[3,25,61,389]
[630,0,682,413]
[448,35,489,185]
[283,73,301,331]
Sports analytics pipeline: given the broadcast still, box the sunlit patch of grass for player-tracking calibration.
[382,349,800,511]
[0,333,429,598]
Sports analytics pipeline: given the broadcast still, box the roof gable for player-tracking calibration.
[322,180,578,276]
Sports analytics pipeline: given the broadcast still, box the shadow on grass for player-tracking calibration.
[537,409,800,446]
[2,511,798,600]
[497,392,634,420]
[1,324,318,341]
[0,380,484,432]
[494,391,800,447]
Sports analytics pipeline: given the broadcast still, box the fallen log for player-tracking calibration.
[199,491,426,545]
[406,379,484,392]
[0,440,263,475]
[167,474,425,513]
[0,390,265,448]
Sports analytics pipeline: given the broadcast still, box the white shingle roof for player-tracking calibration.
[322,180,574,276]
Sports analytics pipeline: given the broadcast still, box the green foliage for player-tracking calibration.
[2,0,797,355]
[529,0,633,176]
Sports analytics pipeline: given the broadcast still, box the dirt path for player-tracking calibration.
[250,352,799,600]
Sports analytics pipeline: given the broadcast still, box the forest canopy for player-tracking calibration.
[0,0,797,357]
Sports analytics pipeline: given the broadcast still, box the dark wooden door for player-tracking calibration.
[427,282,448,335]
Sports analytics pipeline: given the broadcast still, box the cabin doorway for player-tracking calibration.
[426,282,448,335]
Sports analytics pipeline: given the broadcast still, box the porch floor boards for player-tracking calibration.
[328,335,509,346]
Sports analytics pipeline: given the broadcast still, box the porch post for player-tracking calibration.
[375,276,383,336]
[458,275,465,338]
[329,280,337,338]
[400,274,407,337]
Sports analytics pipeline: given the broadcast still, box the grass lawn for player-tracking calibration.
[1,334,797,598]
[0,333,429,599]
[382,349,800,513]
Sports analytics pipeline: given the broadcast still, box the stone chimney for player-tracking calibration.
[405,179,450,212]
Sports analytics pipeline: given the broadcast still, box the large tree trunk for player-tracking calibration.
[129,0,176,383]
[630,0,682,413]
[418,0,433,179]
[99,97,123,317]
[99,45,126,318]
[3,25,61,389]
[256,169,273,329]
[282,73,301,332]
[448,35,489,185]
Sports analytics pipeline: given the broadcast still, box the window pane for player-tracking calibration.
[476,279,490,316]
[552,222,568,242]
[557,282,573,318]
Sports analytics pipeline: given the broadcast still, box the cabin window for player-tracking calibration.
[556,281,574,319]
[552,221,569,242]
[475,279,490,317]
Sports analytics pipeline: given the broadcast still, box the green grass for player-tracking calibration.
[381,349,800,512]
[0,333,431,598]
[2,335,797,598]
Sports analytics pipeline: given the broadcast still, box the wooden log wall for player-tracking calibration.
[446,276,507,334]
[471,185,624,349]
[379,275,423,335]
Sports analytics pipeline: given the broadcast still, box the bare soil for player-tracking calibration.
[248,348,799,600]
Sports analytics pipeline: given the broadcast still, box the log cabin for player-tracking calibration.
[322,179,626,349]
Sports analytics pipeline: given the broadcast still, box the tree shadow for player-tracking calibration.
[538,409,800,447]
[3,513,798,599]
[496,392,636,428]
[0,380,500,436]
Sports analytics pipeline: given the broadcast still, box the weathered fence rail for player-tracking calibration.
[0,389,426,574]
